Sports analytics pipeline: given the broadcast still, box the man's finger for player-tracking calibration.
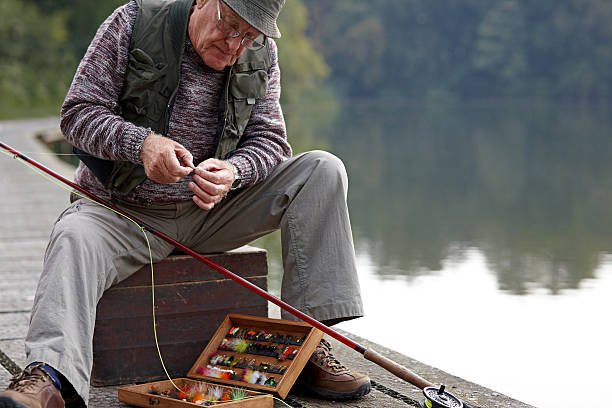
[194,168,226,184]
[192,174,226,196]
[175,147,195,170]
[196,158,226,171]
[188,180,216,203]
[140,134,196,183]
[161,149,191,180]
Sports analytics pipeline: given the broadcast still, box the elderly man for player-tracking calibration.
[0,0,370,406]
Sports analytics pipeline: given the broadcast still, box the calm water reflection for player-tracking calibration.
[331,101,612,293]
[256,100,612,407]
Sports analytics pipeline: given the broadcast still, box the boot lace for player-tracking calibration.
[311,339,350,374]
[8,368,48,393]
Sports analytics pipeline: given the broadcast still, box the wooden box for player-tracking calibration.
[118,314,324,407]
[92,248,269,386]
[118,378,273,408]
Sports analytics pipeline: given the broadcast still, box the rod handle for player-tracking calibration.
[363,348,433,390]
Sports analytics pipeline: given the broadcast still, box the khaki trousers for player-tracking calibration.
[24,151,363,404]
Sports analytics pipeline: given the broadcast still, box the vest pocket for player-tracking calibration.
[227,70,269,136]
[120,48,168,123]
[229,70,268,101]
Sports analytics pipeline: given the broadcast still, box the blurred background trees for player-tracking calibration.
[0,0,330,118]
[0,0,75,117]
[2,0,612,119]
[306,0,612,101]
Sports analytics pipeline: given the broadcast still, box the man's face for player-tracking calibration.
[188,0,261,71]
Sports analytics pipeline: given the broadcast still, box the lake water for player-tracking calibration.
[256,100,612,408]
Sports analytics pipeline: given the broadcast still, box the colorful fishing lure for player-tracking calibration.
[149,382,252,406]
[223,326,305,345]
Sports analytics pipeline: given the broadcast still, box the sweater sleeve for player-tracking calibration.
[60,1,149,164]
[226,39,292,188]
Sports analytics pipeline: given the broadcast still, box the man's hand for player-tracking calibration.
[140,134,194,183]
[189,158,235,210]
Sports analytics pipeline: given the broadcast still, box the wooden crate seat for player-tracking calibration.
[91,246,268,386]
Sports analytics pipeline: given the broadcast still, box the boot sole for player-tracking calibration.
[300,380,372,401]
[0,397,29,408]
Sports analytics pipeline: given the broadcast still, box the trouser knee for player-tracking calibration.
[301,150,349,193]
[44,211,110,299]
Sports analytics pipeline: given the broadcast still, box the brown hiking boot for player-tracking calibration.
[298,338,371,400]
[0,364,64,408]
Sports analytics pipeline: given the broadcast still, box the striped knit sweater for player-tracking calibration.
[60,0,291,206]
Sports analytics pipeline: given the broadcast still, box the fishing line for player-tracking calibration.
[1,148,294,407]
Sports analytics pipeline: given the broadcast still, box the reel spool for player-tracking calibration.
[419,385,464,408]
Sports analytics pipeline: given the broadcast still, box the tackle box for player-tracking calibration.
[118,314,324,407]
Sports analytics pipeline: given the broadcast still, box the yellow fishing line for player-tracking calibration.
[2,149,294,406]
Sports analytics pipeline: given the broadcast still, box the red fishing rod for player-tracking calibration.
[1,140,474,408]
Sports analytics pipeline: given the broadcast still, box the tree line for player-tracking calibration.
[0,0,329,118]
[305,0,612,102]
[2,0,611,118]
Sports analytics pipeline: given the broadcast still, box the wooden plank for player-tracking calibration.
[96,276,267,319]
[115,250,268,287]
[92,343,204,385]
[93,306,269,350]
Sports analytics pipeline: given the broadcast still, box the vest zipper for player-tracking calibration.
[221,66,233,138]
[164,94,177,136]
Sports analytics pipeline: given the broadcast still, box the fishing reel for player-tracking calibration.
[419,385,466,408]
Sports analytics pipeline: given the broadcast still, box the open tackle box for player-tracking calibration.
[118,314,324,407]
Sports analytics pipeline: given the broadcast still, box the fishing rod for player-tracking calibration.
[1,140,473,408]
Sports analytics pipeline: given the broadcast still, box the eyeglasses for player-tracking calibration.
[216,0,266,51]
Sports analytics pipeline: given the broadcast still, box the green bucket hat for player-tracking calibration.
[223,0,285,39]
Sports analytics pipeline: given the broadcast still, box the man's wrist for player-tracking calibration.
[139,133,159,163]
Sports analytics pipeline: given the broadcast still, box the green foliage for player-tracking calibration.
[0,0,75,117]
[305,0,612,101]
[276,0,338,152]
[3,0,612,118]
[276,0,330,105]
[23,0,126,59]
[2,0,336,124]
